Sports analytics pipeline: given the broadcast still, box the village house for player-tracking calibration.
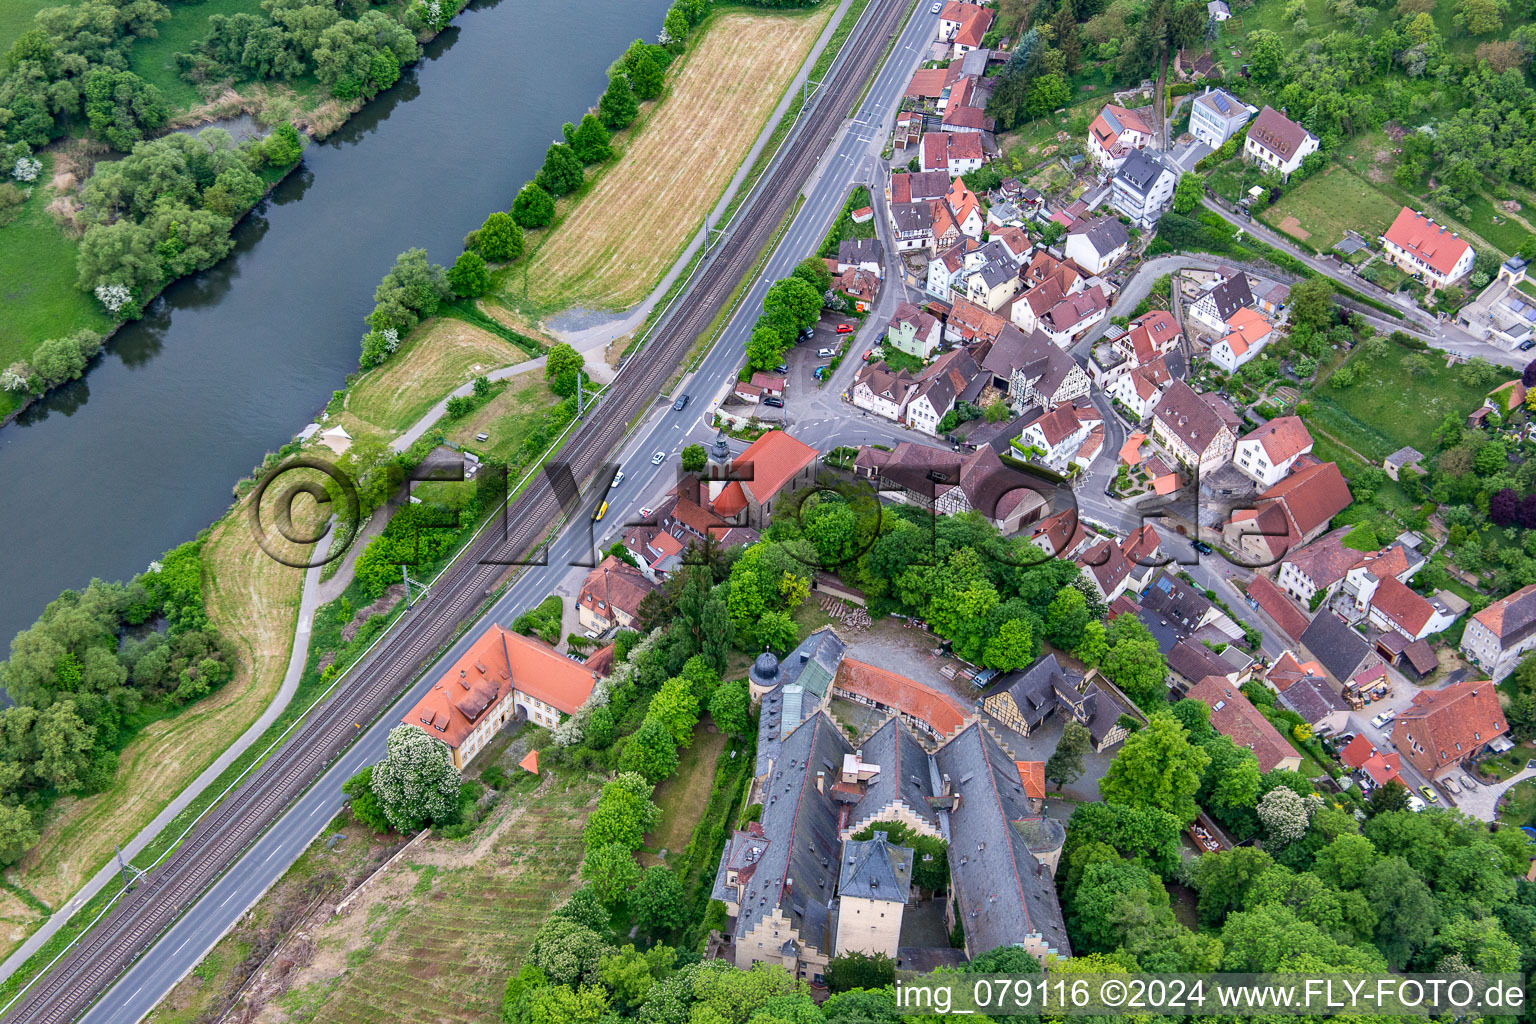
[1224,461,1354,566]
[837,237,883,277]
[1075,523,1161,603]
[1187,675,1302,772]
[854,442,1050,534]
[837,266,880,305]
[889,202,935,253]
[1086,103,1154,171]
[1064,217,1131,275]
[576,555,657,633]
[850,361,916,421]
[1275,526,1422,608]
[1110,357,1172,421]
[1187,270,1254,336]
[402,624,603,770]
[1208,0,1232,19]
[1110,149,1178,228]
[936,1,994,58]
[920,131,985,177]
[980,654,1132,752]
[1381,206,1476,291]
[982,323,1093,412]
[711,429,819,528]
[1030,507,1091,559]
[1092,310,1181,388]
[1460,582,1536,681]
[964,250,1024,313]
[1338,734,1403,791]
[1243,106,1319,180]
[1356,573,1458,642]
[926,237,982,301]
[1151,379,1237,474]
[1188,87,1253,149]
[1232,415,1313,488]
[943,297,1009,345]
[1016,402,1102,472]
[1392,679,1509,779]
[1167,638,1240,690]
[904,347,985,436]
[885,301,943,359]
[1298,610,1376,686]
[1210,306,1275,374]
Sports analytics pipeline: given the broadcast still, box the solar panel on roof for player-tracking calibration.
[1213,93,1230,114]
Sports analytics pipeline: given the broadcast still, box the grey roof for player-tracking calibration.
[839,237,884,266]
[850,716,941,831]
[751,649,782,690]
[1277,675,1349,725]
[960,47,989,77]
[935,722,1071,958]
[1140,571,1216,635]
[1300,611,1373,684]
[838,831,914,902]
[973,257,1016,290]
[891,202,934,233]
[1384,446,1424,468]
[1166,638,1232,685]
[1205,273,1255,321]
[1074,683,1130,747]
[738,711,853,955]
[1068,216,1130,256]
[782,626,845,696]
[982,324,1085,399]
[755,628,848,774]
[1117,149,1168,194]
[983,653,1080,731]
[908,170,952,200]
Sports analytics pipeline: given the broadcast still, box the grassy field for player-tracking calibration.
[1259,165,1403,252]
[0,0,52,53]
[1499,779,1536,828]
[514,6,832,313]
[128,0,268,109]
[1304,345,1514,463]
[264,773,596,1024]
[0,154,114,419]
[339,319,530,437]
[441,367,556,463]
[3,486,320,921]
[642,723,728,867]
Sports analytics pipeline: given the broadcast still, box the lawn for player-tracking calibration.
[0,154,114,419]
[1499,778,1536,829]
[1259,165,1403,253]
[441,368,557,463]
[127,0,269,111]
[0,0,51,54]
[340,318,530,438]
[514,5,833,313]
[1303,344,1514,462]
[643,723,729,867]
[5,481,322,927]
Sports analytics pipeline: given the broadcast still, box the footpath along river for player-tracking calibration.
[0,0,670,649]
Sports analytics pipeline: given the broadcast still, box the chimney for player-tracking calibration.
[942,773,953,796]
[816,771,825,794]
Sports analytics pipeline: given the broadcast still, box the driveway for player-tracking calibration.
[1457,765,1535,821]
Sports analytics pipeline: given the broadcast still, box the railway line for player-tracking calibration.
[1,0,910,1020]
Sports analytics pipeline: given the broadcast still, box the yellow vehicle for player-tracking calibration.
[592,501,608,522]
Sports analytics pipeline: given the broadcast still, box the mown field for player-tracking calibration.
[1303,344,1513,463]
[514,5,833,313]
[1259,164,1403,250]
[0,0,53,53]
[441,367,558,463]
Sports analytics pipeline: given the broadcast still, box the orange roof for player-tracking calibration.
[1383,207,1472,278]
[1220,306,1272,356]
[1368,575,1436,636]
[833,658,970,739]
[733,429,818,505]
[713,479,749,518]
[1015,761,1045,800]
[1248,576,1311,642]
[518,749,540,774]
[402,625,601,750]
[1393,678,1508,773]
[1241,415,1312,465]
[1119,431,1148,466]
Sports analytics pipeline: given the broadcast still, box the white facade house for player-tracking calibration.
[1017,405,1097,471]
[1063,218,1131,275]
[1381,207,1476,291]
[1232,416,1313,488]
[1210,307,1274,374]
[1461,583,1536,681]
[1244,106,1318,180]
[851,363,916,422]
[1110,150,1178,229]
[1188,88,1252,149]
[1086,104,1153,171]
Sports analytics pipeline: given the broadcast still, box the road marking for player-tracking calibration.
[219,890,235,907]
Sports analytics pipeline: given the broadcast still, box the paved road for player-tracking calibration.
[73,7,943,1024]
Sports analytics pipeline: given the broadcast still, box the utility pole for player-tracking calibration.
[115,845,145,890]
[401,563,425,607]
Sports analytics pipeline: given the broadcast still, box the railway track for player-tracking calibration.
[3,1,911,1021]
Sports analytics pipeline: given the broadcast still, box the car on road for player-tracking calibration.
[1419,784,1438,802]
[930,1,941,10]
[651,450,666,465]
[1406,793,1426,812]
[592,501,608,522]
[1522,338,1536,352]
[1193,540,1213,554]
[672,393,690,411]
[836,323,854,334]
[638,506,654,520]
[611,469,625,486]
[763,396,784,408]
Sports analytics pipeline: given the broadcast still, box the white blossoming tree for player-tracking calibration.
[1256,787,1321,847]
[1,363,30,392]
[370,724,462,832]
[11,157,40,184]
[94,284,132,315]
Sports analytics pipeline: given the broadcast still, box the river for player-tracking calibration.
[0,0,671,649]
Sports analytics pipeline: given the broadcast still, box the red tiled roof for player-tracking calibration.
[713,479,749,518]
[1247,575,1310,642]
[733,429,817,506]
[1220,306,1273,357]
[1015,760,1046,800]
[1368,575,1435,636]
[1262,461,1354,538]
[1393,679,1508,773]
[1471,581,1536,640]
[519,749,540,774]
[833,658,971,738]
[1241,415,1312,466]
[906,67,952,100]
[1188,675,1298,773]
[577,555,656,621]
[1247,106,1312,161]
[1383,207,1473,279]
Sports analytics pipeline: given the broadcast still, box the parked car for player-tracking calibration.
[672,393,690,411]
[817,347,837,357]
[814,365,829,379]
[799,327,815,340]
[1419,784,1438,803]
[773,363,788,374]
[1461,773,1477,790]
[1406,793,1426,812]
[651,450,666,465]
[1371,712,1390,729]
[1334,732,1356,749]
[638,506,654,520]
[1522,338,1536,352]
[836,323,854,334]
[1442,776,1461,795]
[1193,540,1213,554]
[763,396,784,408]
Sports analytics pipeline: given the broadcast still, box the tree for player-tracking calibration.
[342,765,390,831]
[1288,275,1337,333]
[632,864,687,937]
[584,772,660,851]
[618,718,680,783]
[1098,711,1210,824]
[529,916,613,986]
[545,342,584,398]
[598,74,639,131]
[680,443,707,472]
[569,113,612,165]
[746,324,788,371]
[1044,720,1090,790]
[1099,615,1167,709]
[76,220,160,294]
[1045,587,1091,650]
[448,250,489,298]
[1190,847,1275,926]
[756,609,799,652]
[647,675,700,747]
[623,41,666,99]
[512,181,556,228]
[1256,786,1317,846]
[708,679,751,738]
[792,256,832,295]
[1075,619,1109,666]
[763,276,823,332]
[1172,172,1205,214]
[1199,735,1261,814]
[0,804,38,868]
[1455,0,1505,34]
[476,211,524,263]
[537,142,584,197]
[824,952,895,994]
[580,843,640,907]
[369,725,462,833]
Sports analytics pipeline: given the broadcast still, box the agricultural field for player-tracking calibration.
[1258,165,1403,252]
[5,479,319,929]
[1303,343,1514,463]
[339,319,531,438]
[514,6,833,313]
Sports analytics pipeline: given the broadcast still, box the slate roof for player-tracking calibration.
[1154,380,1232,457]
[1205,272,1254,322]
[1116,148,1167,194]
[1299,611,1372,683]
[838,831,914,902]
[1277,674,1349,726]
[1280,526,1358,590]
[1167,638,1233,685]
[1140,570,1216,634]
[850,716,940,831]
[982,653,1082,732]
[1067,215,1131,256]
[1470,582,1536,646]
[839,237,884,267]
